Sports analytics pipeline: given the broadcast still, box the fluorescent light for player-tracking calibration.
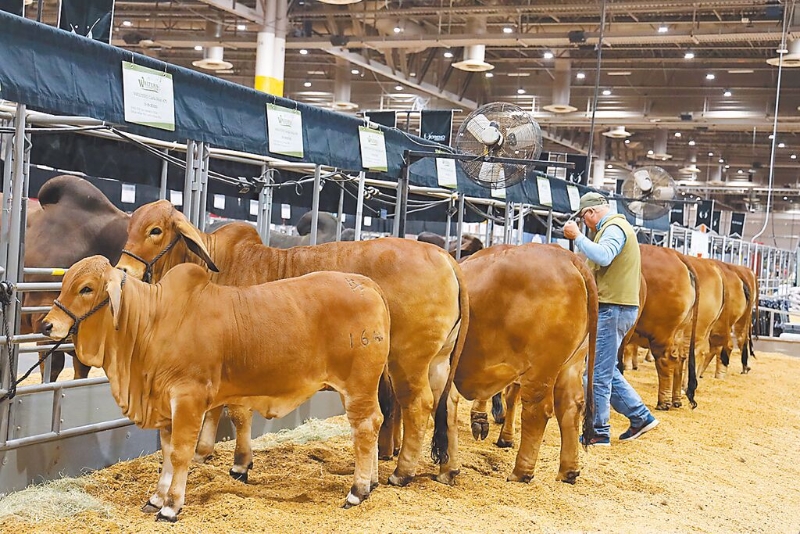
[506,72,530,77]
[503,27,514,34]
[122,20,132,27]
[658,25,669,33]
[194,45,203,51]
[602,89,612,96]
[576,72,586,79]
[684,51,695,59]
[237,24,246,31]
[607,71,632,76]
[705,73,715,80]
[351,69,360,74]
[728,69,754,74]
[443,51,454,58]
[303,81,312,87]
[299,49,308,55]
[543,51,554,59]
[485,72,494,78]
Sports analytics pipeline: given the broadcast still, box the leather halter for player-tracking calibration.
[120,235,181,283]
[53,272,127,335]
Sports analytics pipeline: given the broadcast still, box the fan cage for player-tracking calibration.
[619,166,676,220]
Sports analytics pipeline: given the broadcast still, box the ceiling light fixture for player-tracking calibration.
[708,152,714,157]
[723,89,732,97]
[718,158,724,163]
[122,20,132,27]
[517,88,526,94]
[194,45,203,51]
[602,89,611,96]
[688,140,696,146]
[393,26,402,33]
[728,69,755,74]
[674,132,682,138]
[485,72,494,78]
[658,25,669,33]
[607,71,632,76]
[705,73,715,80]
[395,85,403,91]
[647,149,654,155]
[351,69,360,74]
[443,50,454,58]
[236,24,246,31]
[299,49,308,55]
[576,72,586,79]
[303,81,312,87]
[624,139,630,144]
[792,154,798,159]
[684,51,695,59]
[779,142,786,148]
[503,27,514,34]
[543,51,554,59]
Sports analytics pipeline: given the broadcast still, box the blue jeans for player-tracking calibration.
[585,304,652,438]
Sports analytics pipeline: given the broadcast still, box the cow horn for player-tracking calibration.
[174,218,219,272]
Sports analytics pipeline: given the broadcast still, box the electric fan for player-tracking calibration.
[453,102,543,189]
[619,166,678,220]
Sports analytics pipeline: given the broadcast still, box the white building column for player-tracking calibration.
[254,0,280,94]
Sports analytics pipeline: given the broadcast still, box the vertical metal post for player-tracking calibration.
[444,197,453,249]
[257,165,273,246]
[393,162,409,238]
[182,140,196,219]
[503,199,511,244]
[545,209,553,244]
[484,205,493,248]
[336,178,345,242]
[355,172,365,241]
[667,224,673,251]
[196,143,210,231]
[455,193,465,261]
[310,165,321,245]
[159,150,169,200]
[0,119,15,269]
[516,204,525,245]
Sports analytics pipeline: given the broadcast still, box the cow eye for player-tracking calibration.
[80,286,93,295]
[149,227,162,236]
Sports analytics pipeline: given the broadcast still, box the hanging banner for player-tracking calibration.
[121,62,175,131]
[266,103,304,158]
[365,111,397,129]
[419,110,453,146]
[358,126,388,172]
[729,212,746,237]
[695,199,713,228]
[711,210,721,234]
[539,152,589,185]
[670,203,685,226]
[58,0,115,43]
[0,0,23,16]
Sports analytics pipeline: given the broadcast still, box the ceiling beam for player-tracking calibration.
[196,0,262,24]
[324,47,478,111]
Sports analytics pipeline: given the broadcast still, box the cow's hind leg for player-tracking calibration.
[653,348,675,410]
[553,354,585,484]
[343,393,383,508]
[228,405,254,482]
[496,383,521,448]
[194,406,223,462]
[388,381,433,487]
[470,399,490,440]
[508,379,555,483]
[378,375,401,459]
[156,398,206,522]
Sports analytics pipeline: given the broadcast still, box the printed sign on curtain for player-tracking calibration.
[365,111,397,129]
[729,212,746,237]
[0,0,24,16]
[58,0,115,43]
[695,199,713,228]
[419,110,453,146]
[670,203,685,226]
[711,210,721,234]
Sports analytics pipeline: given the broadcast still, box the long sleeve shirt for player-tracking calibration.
[573,214,627,267]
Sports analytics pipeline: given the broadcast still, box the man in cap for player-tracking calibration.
[563,192,658,446]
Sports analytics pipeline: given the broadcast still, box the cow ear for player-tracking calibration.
[106,268,125,330]
[174,218,219,273]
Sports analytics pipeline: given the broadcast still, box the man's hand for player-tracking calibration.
[563,220,581,240]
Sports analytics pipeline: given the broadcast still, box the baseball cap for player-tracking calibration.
[577,192,609,216]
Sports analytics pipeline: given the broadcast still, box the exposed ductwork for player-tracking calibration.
[193,21,232,71]
[542,59,576,113]
[679,148,700,175]
[647,129,672,160]
[332,57,358,111]
[452,17,494,72]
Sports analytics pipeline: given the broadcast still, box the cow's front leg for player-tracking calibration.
[142,427,173,514]
[470,399,490,441]
[496,383,521,448]
[343,393,383,508]
[157,396,205,522]
[553,359,584,485]
[194,405,223,462]
[228,405,254,482]
[388,382,433,487]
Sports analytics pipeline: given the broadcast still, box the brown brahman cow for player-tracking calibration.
[115,200,468,487]
[454,244,597,484]
[622,244,698,410]
[41,256,390,520]
[728,263,758,374]
[19,175,130,382]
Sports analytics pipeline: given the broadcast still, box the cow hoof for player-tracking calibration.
[493,415,506,425]
[435,469,460,486]
[656,403,671,411]
[193,452,213,464]
[370,482,379,492]
[559,471,580,485]
[507,472,533,484]
[393,447,400,457]
[471,412,490,440]
[741,367,751,374]
[672,401,682,409]
[141,500,160,514]
[342,488,368,509]
[632,366,638,371]
[388,473,413,487]
[229,468,248,483]
[156,511,178,523]
[495,438,514,449]
[378,455,393,461]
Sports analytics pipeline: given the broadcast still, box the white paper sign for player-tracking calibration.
[436,157,458,189]
[250,200,259,216]
[363,216,372,227]
[121,184,136,204]
[358,126,388,172]
[537,176,552,206]
[213,194,225,210]
[567,185,580,211]
[281,203,291,219]
[491,187,506,199]
[266,104,304,158]
[609,199,619,214]
[690,230,709,258]
[122,62,175,131]
[170,190,182,206]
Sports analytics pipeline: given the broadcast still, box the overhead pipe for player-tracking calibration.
[452,17,494,72]
[192,21,232,71]
[543,58,577,113]
[647,129,672,160]
[332,57,358,111]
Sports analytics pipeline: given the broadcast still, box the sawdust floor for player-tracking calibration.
[3,350,800,534]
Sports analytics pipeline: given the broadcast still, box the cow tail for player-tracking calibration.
[431,257,469,465]
[685,264,700,409]
[491,393,505,423]
[378,368,394,429]
[743,272,758,373]
[570,256,598,448]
